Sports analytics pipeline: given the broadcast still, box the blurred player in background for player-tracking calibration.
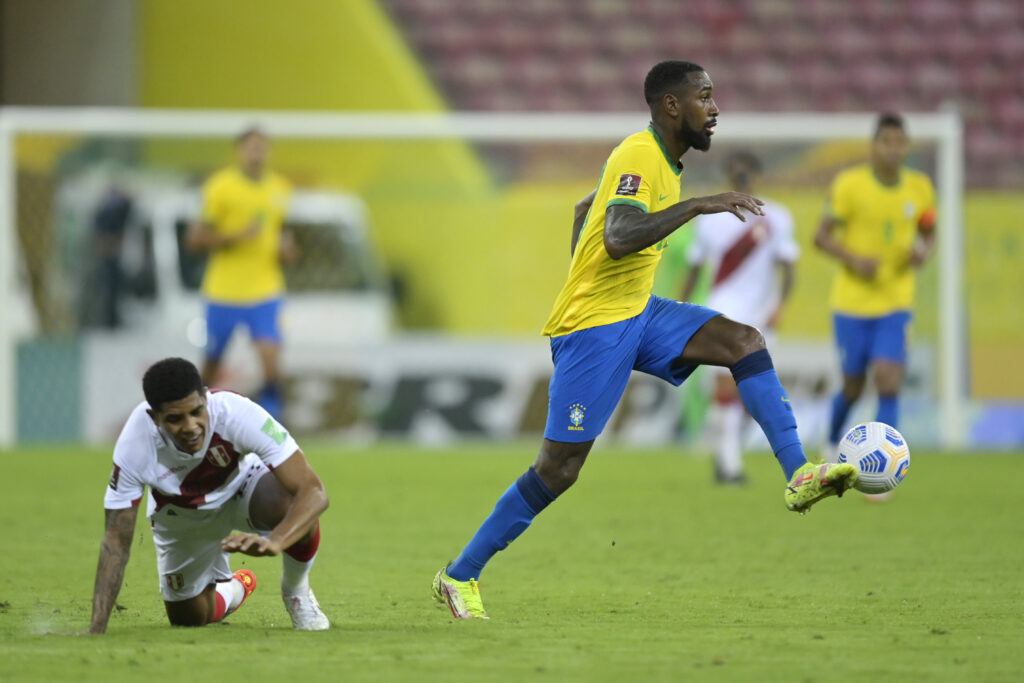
[432,61,858,619]
[86,357,330,633]
[682,151,798,484]
[186,127,297,420]
[815,113,936,471]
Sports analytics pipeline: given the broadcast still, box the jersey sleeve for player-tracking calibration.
[826,172,855,224]
[603,142,664,214]
[219,393,299,470]
[199,173,227,225]
[103,409,150,509]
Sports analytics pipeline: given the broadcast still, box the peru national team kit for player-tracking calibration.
[689,199,799,331]
[104,391,298,600]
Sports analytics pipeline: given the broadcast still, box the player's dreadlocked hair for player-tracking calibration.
[143,357,204,411]
[874,112,906,138]
[644,60,705,107]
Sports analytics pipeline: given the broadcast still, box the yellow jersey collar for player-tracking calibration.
[647,125,683,176]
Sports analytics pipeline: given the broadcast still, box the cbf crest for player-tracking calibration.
[568,403,586,432]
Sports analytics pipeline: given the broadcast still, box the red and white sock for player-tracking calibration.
[281,523,320,596]
[211,575,246,622]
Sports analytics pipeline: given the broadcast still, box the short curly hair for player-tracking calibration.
[874,112,906,138]
[142,357,204,412]
[644,60,706,107]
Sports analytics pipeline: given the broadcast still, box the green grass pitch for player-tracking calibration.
[1,444,1022,682]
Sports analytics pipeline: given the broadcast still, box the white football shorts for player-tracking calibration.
[149,453,270,601]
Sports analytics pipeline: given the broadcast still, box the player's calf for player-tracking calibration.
[164,569,257,626]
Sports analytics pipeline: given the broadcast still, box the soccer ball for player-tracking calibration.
[837,422,910,494]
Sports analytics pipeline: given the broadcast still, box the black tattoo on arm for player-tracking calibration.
[88,506,138,634]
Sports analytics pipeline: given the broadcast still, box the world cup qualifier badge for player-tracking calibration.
[615,173,642,196]
[568,403,586,432]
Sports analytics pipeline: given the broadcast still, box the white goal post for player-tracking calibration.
[0,107,964,448]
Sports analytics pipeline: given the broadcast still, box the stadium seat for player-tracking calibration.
[377,0,1024,187]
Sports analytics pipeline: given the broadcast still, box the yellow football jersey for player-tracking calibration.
[542,127,683,337]
[199,166,292,303]
[826,164,936,316]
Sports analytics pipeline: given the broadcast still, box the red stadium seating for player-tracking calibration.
[379,0,1024,186]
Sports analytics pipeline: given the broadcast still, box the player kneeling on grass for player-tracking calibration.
[86,357,330,633]
[432,61,859,620]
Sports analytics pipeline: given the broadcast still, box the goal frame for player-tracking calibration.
[0,107,965,447]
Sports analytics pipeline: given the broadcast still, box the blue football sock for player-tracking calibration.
[448,468,557,581]
[876,394,899,428]
[731,349,806,480]
[829,390,855,443]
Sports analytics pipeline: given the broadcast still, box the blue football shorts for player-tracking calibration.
[544,295,721,443]
[204,297,283,360]
[832,310,912,376]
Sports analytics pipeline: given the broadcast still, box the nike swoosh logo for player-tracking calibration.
[659,194,671,201]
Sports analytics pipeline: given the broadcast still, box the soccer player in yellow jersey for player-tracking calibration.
[815,113,936,464]
[432,61,858,619]
[186,127,295,420]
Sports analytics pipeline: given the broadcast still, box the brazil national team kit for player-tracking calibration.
[542,126,720,443]
[824,163,936,375]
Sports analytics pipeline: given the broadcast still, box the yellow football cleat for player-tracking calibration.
[432,566,488,619]
[785,462,858,514]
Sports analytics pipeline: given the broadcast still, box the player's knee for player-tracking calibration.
[730,324,766,363]
[248,471,293,530]
[875,378,902,396]
[548,465,581,494]
[843,375,866,400]
[873,365,904,395]
[534,456,583,495]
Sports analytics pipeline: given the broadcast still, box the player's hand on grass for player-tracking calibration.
[697,192,765,220]
[221,532,281,556]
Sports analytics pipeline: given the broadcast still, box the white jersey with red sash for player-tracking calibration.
[688,198,798,328]
[103,390,297,518]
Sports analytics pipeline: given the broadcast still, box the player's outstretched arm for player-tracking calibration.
[604,192,764,260]
[222,449,329,557]
[570,190,597,256]
[87,505,139,634]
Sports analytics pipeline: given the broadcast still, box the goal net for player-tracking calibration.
[0,108,966,448]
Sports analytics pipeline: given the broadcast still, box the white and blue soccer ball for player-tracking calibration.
[838,422,910,494]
